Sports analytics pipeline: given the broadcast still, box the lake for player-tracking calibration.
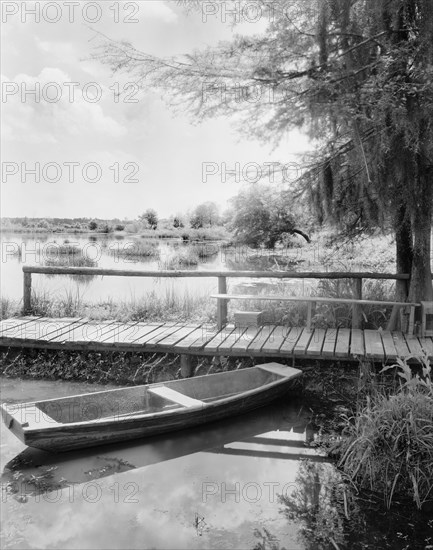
[0,232,320,308]
[2,377,432,549]
[1,377,318,550]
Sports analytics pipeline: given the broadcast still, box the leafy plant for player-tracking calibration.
[337,357,433,509]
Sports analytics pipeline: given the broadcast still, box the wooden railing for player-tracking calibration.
[22,265,415,330]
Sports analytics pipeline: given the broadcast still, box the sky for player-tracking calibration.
[1,0,310,220]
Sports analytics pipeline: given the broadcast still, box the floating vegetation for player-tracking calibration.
[159,246,200,269]
[44,256,97,268]
[110,241,160,260]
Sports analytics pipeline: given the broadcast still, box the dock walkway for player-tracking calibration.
[1,317,432,363]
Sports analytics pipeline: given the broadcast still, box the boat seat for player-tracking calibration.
[148,386,204,408]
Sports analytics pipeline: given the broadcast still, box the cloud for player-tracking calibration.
[139,1,177,23]
[2,68,127,144]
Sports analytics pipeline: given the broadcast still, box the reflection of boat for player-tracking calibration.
[2,392,314,496]
[1,363,302,452]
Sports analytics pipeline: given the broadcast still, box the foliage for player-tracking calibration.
[88,220,98,231]
[337,357,433,509]
[172,215,184,229]
[139,209,158,230]
[189,202,220,228]
[229,184,310,248]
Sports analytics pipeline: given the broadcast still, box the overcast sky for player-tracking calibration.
[1,0,310,220]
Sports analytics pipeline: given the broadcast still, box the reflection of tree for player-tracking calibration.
[252,527,284,550]
[278,460,349,550]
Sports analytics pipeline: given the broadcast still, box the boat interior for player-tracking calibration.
[24,367,283,425]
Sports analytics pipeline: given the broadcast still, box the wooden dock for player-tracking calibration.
[1,317,432,363]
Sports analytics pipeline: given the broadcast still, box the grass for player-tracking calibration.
[159,247,200,269]
[20,286,216,324]
[226,276,395,329]
[44,256,97,268]
[110,241,160,259]
[45,244,81,255]
[337,356,433,509]
[133,226,229,241]
[1,298,20,320]
[30,289,85,317]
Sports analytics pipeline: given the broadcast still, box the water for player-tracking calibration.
[1,377,432,549]
[1,377,315,550]
[0,232,317,306]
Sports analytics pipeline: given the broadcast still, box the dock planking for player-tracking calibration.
[293,328,313,356]
[0,317,432,363]
[350,329,364,357]
[279,327,302,355]
[204,327,237,354]
[246,326,276,354]
[261,326,291,355]
[322,328,338,357]
[307,329,327,356]
[392,332,410,357]
[335,329,351,358]
[364,330,385,361]
[140,323,186,347]
[405,335,425,357]
[230,326,262,354]
[419,337,433,357]
[380,331,398,361]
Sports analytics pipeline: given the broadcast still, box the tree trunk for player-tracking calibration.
[408,197,433,307]
[387,204,413,330]
[292,229,311,243]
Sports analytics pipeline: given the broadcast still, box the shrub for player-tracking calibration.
[337,357,433,509]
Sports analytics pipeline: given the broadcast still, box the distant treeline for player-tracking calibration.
[2,217,126,225]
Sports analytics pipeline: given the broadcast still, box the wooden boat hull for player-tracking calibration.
[1,363,302,452]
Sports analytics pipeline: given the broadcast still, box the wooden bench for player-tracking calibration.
[148,386,204,408]
[211,294,419,334]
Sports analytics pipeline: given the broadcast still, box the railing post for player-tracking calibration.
[306,301,315,332]
[217,276,227,330]
[352,278,362,329]
[23,271,32,314]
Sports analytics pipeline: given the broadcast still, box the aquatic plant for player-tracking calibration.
[110,241,160,259]
[158,246,200,269]
[337,356,433,509]
[44,256,97,268]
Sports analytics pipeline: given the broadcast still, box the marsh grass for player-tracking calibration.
[159,246,200,269]
[30,288,85,317]
[111,241,160,259]
[337,357,433,509]
[1,298,20,320]
[26,286,215,323]
[44,256,97,268]
[46,244,81,255]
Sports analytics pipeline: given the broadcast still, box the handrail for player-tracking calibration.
[210,293,419,334]
[22,266,421,330]
[22,266,410,279]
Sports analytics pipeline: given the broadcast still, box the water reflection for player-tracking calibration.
[2,377,431,549]
[2,399,316,497]
[2,385,313,550]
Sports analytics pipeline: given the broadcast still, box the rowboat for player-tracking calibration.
[1,363,302,452]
